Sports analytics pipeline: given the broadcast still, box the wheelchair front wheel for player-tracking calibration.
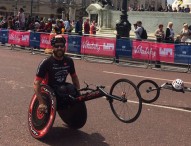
[137,80,160,103]
[109,79,142,123]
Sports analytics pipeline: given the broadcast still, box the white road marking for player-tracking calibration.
[142,102,191,113]
[102,96,191,113]
[103,71,191,84]
[128,100,191,113]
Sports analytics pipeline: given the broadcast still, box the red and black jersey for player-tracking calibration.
[36,56,76,88]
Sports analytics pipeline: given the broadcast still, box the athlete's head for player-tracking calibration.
[51,35,66,58]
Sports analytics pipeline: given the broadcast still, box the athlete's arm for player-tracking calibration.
[69,59,80,89]
[34,78,46,105]
[71,74,80,90]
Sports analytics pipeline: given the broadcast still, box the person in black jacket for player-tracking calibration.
[75,18,83,35]
[165,22,175,43]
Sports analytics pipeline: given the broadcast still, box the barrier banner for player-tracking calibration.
[40,33,54,49]
[116,38,132,58]
[132,40,175,62]
[174,45,191,64]
[29,32,41,48]
[81,36,116,57]
[67,35,81,54]
[63,34,68,51]
[8,30,30,46]
[40,33,68,50]
[132,40,151,60]
[0,29,9,44]
[150,43,174,63]
[0,29,1,42]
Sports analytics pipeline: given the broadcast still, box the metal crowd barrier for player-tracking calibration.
[1,29,191,73]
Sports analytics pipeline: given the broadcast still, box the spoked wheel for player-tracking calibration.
[28,85,57,139]
[58,102,87,129]
[109,79,142,123]
[137,80,160,103]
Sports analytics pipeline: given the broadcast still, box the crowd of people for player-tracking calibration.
[1,7,191,44]
[0,8,99,36]
[133,20,191,44]
[128,4,190,13]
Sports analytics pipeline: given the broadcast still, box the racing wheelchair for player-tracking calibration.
[28,78,142,139]
[137,78,188,103]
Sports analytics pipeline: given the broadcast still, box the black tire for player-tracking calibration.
[109,79,142,123]
[58,102,87,129]
[28,85,57,139]
[137,80,160,103]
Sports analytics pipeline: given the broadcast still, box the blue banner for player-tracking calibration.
[0,29,9,44]
[115,38,132,58]
[174,44,191,64]
[67,35,81,54]
[29,32,41,48]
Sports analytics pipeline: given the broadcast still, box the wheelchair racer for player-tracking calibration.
[33,35,80,112]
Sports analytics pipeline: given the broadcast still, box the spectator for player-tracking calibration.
[184,5,190,13]
[7,16,14,29]
[155,24,165,42]
[174,35,182,44]
[134,21,143,40]
[28,17,35,31]
[34,22,40,32]
[90,21,97,35]
[158,5,163,11]
[167,4,173,12]
[44,18,52,33]
[180,23,191,43]
[75,17,83,35]
[165,22,175,43]
[38,20,46,32]
[64,19,71,33]
[18,8,25,30]
[173,7,178,12]
[54,19,64,34]
[0,17,7,28]
[140,5,145,11]
[84,18,90,35]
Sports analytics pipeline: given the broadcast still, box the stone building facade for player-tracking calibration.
[0,0,167,19]
[112,0,167,11]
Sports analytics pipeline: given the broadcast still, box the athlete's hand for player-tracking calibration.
[38,103,48,113]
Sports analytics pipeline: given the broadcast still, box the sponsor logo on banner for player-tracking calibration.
[133,44,156,57]
[21,35,29,41]
[41,37,50,45]
[9,33,20,43]
[81,36,116,57]
[132,40,174,62]
[103,43,114,51]
[159,48,173,56]
[8,30,30,46]
[82,40,100,52]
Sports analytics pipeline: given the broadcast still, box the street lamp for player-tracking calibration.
[14,0,18,16]
[30,0,33,16]
[116,0,131,38]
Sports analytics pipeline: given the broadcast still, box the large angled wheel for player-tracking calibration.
[109,79,142,123]
[28,85,57,139]
[137,80,160,103]
[58,102,87,129]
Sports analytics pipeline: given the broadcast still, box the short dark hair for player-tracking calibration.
[136,21,142,25]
